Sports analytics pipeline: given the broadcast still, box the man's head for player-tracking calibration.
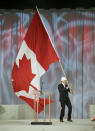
[61,77,67,84]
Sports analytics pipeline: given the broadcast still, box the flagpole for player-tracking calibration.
[34,94,36,121]
[36,8,71,89]
[59,59,68,78]
[58,59,72,93]
[36,8,68,80]
[36,8,72,92]
[36,5,37,9]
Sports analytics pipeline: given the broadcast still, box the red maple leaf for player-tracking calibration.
[11,54,36,93]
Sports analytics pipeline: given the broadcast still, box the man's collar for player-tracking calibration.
[62,82,65,87]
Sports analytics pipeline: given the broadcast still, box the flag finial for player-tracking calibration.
[36,5,37,9]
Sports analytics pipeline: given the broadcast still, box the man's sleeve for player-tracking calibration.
[58,85,60,92]
[58,84,62,92]
[65,84,70,92]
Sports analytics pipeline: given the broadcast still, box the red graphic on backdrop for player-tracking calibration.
[20,96,54,113]
[12,54,36,93]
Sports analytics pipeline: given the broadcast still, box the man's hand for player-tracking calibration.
[70,89,72,94]
[68,85,70,88]
[68,84,72,94]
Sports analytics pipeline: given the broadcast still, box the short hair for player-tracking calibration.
[61,77,67,81]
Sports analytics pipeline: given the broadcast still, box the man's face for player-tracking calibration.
[62,80,67,84]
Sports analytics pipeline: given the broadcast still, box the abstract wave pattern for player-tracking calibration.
[0,9,95,118]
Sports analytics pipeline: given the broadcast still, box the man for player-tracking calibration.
[58,77,72,122]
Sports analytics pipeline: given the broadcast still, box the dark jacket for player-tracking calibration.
[58,83,70,102]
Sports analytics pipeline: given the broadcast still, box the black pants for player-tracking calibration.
[60,97,72,120]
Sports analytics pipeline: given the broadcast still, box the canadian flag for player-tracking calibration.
[11,9,59,113]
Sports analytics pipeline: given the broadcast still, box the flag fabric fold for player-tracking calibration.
[11,9,59,113]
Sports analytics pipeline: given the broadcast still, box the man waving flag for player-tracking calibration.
[11,9,59,113]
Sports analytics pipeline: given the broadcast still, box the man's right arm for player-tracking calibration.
[58,84,62,93]
[58,84,65,93]
[58,84,60,92]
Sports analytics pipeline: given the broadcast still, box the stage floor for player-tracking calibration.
[0,119,95,131]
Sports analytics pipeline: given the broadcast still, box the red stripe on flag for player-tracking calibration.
[24,9,59,71]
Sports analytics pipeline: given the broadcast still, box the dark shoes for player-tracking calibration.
[60,119,72,122]
[67,119,72,122]
[60,119,64,122]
